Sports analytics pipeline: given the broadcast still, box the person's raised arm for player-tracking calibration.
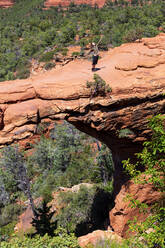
[96,35,103,46]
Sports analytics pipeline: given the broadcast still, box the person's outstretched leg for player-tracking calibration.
[92,55,98,71]
[92,64,95,71]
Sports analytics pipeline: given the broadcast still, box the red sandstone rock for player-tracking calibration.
[0,34,164,149]
[0,34,165,237]
[15,193,59,233]
[78,230,122,247]
[110,179,161,237]
[44,0,106,8]
[14,197,42,233]
[0,0,13,8]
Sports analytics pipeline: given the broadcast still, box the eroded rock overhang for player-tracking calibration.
[0,34,165,172]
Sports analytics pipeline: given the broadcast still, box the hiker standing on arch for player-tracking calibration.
[88,42,99,72]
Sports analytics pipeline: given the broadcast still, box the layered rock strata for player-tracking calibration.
[0,34,165,236]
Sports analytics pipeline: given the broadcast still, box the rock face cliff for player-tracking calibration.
[0,0,13,8]
[0,34,165,236]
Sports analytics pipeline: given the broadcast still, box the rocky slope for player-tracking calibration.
[0,34,165,236]
[0,0,13,8]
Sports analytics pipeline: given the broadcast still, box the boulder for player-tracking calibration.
[78,230,122,247]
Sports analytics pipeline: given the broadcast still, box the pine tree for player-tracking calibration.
[31,200,57,237]
[96,141,114,185]
[0,145,36,217]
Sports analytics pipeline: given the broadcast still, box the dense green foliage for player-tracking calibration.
[93,239,129,248]
[0,0,165,81]
[57,185,113,236]
[123,114,165,248]
[0,146,28,227]
[30,122,113,202]
[123,114,165,191]
[0,109,164,246]
[0,122,113,240]
[0,228,80,248]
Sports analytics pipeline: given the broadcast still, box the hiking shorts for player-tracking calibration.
[92,55,99,65]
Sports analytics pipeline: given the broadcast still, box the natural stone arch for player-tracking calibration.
[0,34,165,236]
[0,34,165,191]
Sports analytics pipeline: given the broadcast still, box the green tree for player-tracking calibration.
[123,27,144,42]
[31,137,57,172]
[31,200,57,237]
[0,177,9,208]
[123,114,165,248]
[57,185,112,236]
[0,146,36,217]
[96,141,114,185]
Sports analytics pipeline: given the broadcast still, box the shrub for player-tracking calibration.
[16,67,30,79]
[61,48,68,56]
[86,74,112,97]
[0,228,80,248]
[123,114,165,191]
[79,38,89,48]
[39,51,55,62]
[123,114,165,248]
[123,27,144,43]
[95,239,129,248]
[96,143,114,185]
[118,128,135,138]
[5,72,15,81]
[44,62,55,70]
[0,203,23,227]
[35,122,50,135]
[143,24,159,37]
[57,185,113,236]
[72,51,80,57]
[0,221,16,242]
